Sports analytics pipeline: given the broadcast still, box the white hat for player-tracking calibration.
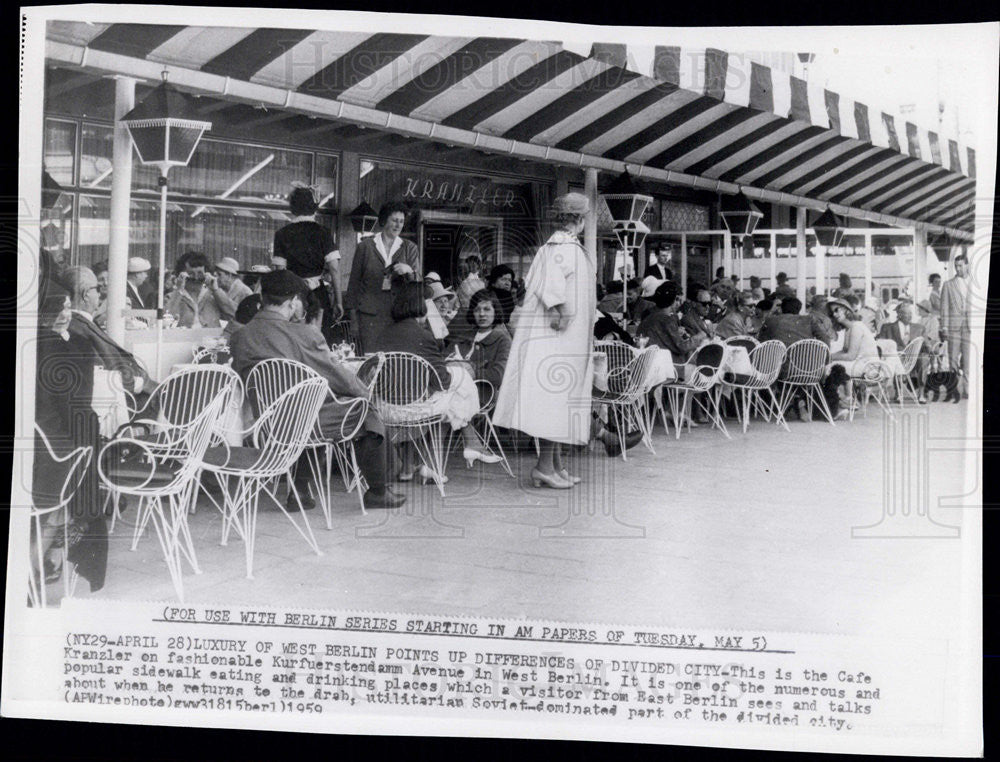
[248,264,272,274]
[640,275,665,298]
[127,257,151,274]
[215,256,240,275]
[424,271,442,283]
[427,282,455,301]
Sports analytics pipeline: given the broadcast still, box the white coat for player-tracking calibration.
[493,230,596,445]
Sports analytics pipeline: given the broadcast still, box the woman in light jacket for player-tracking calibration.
[344,202,421,354]
[493,193,596,489]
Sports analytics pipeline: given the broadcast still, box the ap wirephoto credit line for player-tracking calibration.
[6,4,992,756]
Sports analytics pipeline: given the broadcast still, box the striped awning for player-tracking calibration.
[46,22,977,238]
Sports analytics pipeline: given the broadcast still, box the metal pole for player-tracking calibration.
[864,232,873,306]
[680,234,688,298]
[815,242,826,295]
[156,173,167,380]
[584,167,598,263]
[106,76,135,344]
[796,207,808,305]
[722,232,732,279]
[913,226,927,303]
[769,231,777,291]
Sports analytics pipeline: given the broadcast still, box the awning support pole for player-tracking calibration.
[796,207,808,305]
[107,76,135,344]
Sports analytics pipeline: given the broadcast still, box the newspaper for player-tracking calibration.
[7,5,993,755]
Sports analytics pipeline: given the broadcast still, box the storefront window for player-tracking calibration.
[43,119,76,187]
[80,123,114,189]
[871,234,913,257]
[76,194,331,272]
[750,233,772,260]
[660,200,710,231]
[774,234,817,258]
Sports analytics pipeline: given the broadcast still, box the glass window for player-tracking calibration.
[871,234,913,257]
[774,234,817,258]
[77,193,332,273]
[828,233,866,257]
[80,123,114,189]
[41,195,74,270]
[43,119,76,187]
[314,153,339,211]
[750,234,772,260]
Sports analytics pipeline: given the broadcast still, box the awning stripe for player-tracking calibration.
[553,83,679,152]
[879,172,971,215]
[840,160,932,206]
[645,108,765,168]
[439,49,579,130]
[869,167,956,212]
[745,134,842,187]
[576,88,701,155]
[901,181,976,222]
[343,36,474,108]
[704,48,727,100]
[374,37,523,115]
[749,61,774,112]
[824,90,841,134]
[967,148,976,179]
[820,154,909,201]
[501,65,641,143]
[88,23,186,59]
[146,27,257,69]
[928,131,942,165]
[295,33,429,101]
[776,144,877,194]
[673,114,791,175]
[619,102,732,164]
[854,103,871,143]
[716,125,827,183]
[527,77,660,146]
[602,96,719,161]
[251,31,373,89]
[200,28,315,80]
[801,149,896,197]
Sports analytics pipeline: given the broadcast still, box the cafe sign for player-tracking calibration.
[403,175,518,209]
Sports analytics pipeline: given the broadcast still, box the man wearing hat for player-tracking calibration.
[808,293,837,346]
[229,270,404,510]
[214,256,253,316]
[126,257,151,311]
[425,280,457,341]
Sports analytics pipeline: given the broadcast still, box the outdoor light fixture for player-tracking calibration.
[601,170,653,322]
[719,193,764,243]
[349,201,379,236]
[811,207,846,248]
[120,71,211,377]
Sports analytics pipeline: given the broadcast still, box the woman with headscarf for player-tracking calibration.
[485,264,517,326]
[344,201,421,354]
[493,193,597,489]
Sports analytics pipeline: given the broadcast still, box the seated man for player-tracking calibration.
[636,281,699,361]
[758,296,832,347]
[60,266,152,402]
[623,277,656,325]
[229,270,404,510]
[879,301,927,399]
[213,257,253,321]
[679,289,715,341]
[164,252,234,328]
[808,294,837,346]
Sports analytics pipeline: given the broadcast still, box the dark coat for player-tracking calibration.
[759,313,831,347]
[455,325,511,406]
[344,236,421,317]
[67,312,150,393]
[373,318,451,393]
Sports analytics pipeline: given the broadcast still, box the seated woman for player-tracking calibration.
[635,281,699,365]
[33,283,107,595]
[452,289,512,408]
[828,297,880,377]
[374,283,502,482]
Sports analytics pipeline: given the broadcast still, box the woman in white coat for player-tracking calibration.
[494,193,595,489]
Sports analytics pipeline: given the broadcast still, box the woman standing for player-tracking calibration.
[272,183,343,324]
[485,264,517,325]
[345,202,421,354]
[493,193,595,489]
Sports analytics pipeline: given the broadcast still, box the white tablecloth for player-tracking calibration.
[720,345,754,377]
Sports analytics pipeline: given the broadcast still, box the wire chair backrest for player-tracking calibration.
[595,340,637,374]
[606,346,657,398]
[368,352,442,409]
[724,335,759,353]
[247,377,328,475]
[152,365,242,429]
[898,337,924,374]
[175,393,229,484]
[748,340,787,384]
[783,339,830,384]
[245,358,322,417]
[33,424,93,514]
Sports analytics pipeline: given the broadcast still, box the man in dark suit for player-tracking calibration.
[878,301,925,351]
[229,270,404,510]
[644,249,674,282]
[60,266,152,399]
[759,296,832,347]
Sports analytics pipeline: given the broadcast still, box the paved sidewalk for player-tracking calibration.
[78,401,975,638]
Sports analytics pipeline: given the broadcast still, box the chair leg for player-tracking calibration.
[283,480,323,557]
[146,495,186,602]
[481,415,514,478]
[810,384,837,425]
[130,496,153,551]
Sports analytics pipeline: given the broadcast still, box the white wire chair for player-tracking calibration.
[107,365,244,543]
[851,359,896,420]
[29,426,92,608]
[245,358,369,525]
[97,393,227,602]
[658,342,730,440]
[723,335,760,354]
[191,342,231,364]
[359,352,449,496]
[444,379,515,478]
[893,337,925,406]
[593,346,659,459]
[721,339,787,433]
[776,339,835,426]
[200,377,328,579]
[594,339,637,374]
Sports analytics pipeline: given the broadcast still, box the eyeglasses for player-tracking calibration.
[697,300,712,306]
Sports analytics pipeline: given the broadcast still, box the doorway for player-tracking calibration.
[419,213,502,288]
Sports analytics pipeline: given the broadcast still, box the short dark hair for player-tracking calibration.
[378,201,407,227]
[780,296,802,315]
[626,277,642,291]
[92,260,108,276]
[776,271,788,283]
[390,281,427,322]
[288,186,317,217]
[466,288,503,327]
[954,253,968,264]
[487,264,515,287]
[261,289,304,307]
[304,290,324,324]
[929,273,942,283]
[715,266,725,277]
[757,297,774,312]
[175,251,199,273]
[749,275,761,287]
[184,252,210,270]
[651,281,680,309]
